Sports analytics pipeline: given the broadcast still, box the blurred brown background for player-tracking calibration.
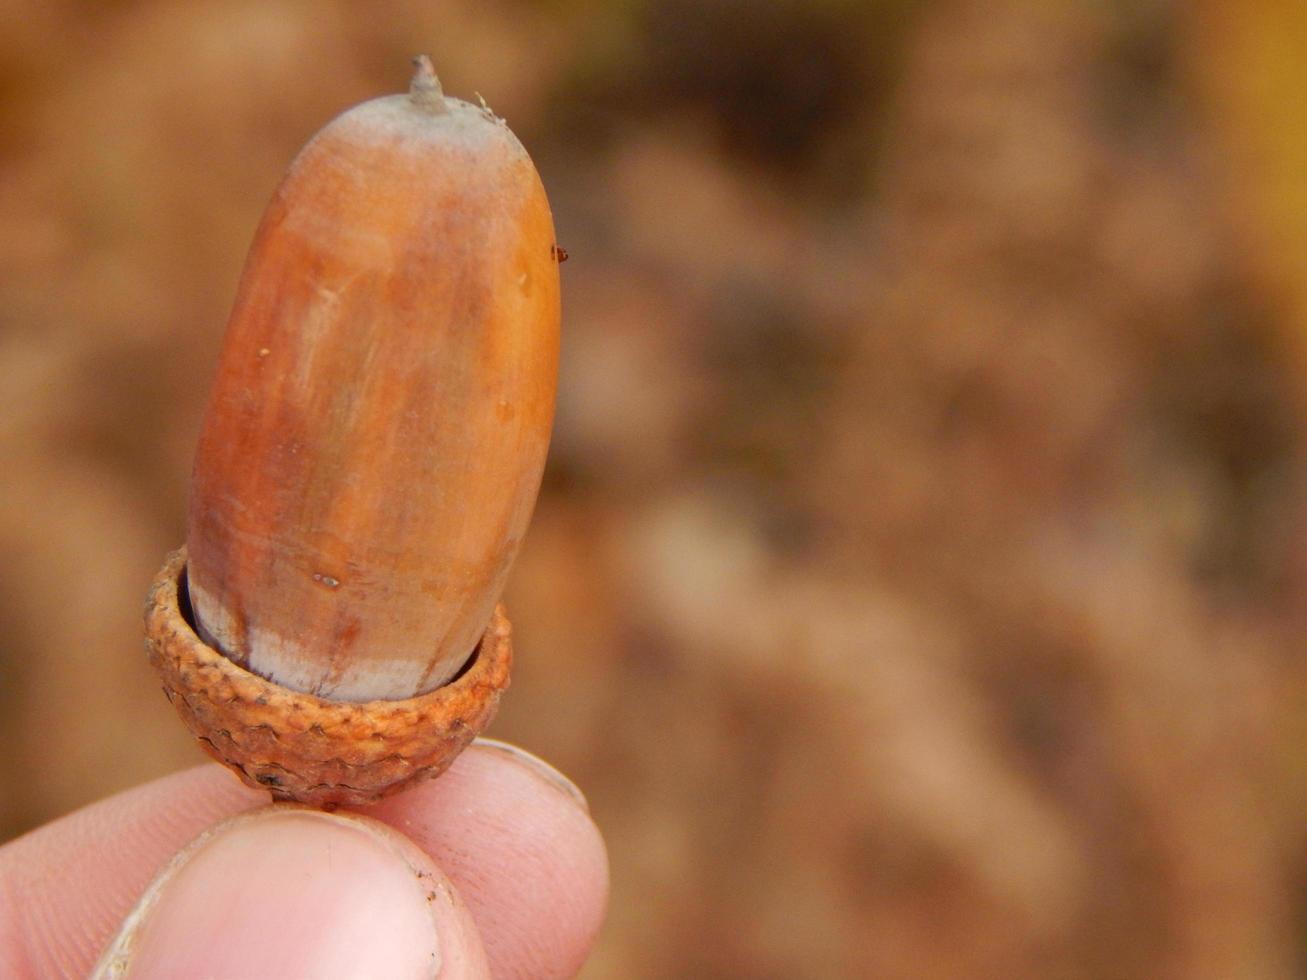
[3,0,1307,977]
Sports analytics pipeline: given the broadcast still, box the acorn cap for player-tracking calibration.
[145,548,511,807]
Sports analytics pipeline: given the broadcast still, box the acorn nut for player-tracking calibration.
[145,56,561,807]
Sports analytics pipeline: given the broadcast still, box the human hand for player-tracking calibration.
[0,740,608,978]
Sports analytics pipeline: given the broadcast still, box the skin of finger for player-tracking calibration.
[100,807,490,980]
[358,744,610,980]
[0,765,268,979]
[0,748,607,980]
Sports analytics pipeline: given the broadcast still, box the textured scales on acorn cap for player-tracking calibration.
[144,56,561,806]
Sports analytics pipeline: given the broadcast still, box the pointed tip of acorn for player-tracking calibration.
[409,54,448,113]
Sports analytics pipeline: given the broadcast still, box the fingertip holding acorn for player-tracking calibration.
[145,57,561,807]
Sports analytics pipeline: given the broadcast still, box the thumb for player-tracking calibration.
[92,806,488,979]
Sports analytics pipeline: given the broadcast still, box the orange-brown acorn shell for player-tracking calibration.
[185,91,559,702]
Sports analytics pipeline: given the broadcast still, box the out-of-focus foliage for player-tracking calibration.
[1191,1,1307,387]
[2,1,1306,977]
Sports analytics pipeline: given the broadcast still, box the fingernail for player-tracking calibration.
[473,737,589,812]
[93,807,441,979]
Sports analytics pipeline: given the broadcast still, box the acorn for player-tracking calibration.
[144,57,560,806]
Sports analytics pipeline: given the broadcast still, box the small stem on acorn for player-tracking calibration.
[409,54,448,113]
